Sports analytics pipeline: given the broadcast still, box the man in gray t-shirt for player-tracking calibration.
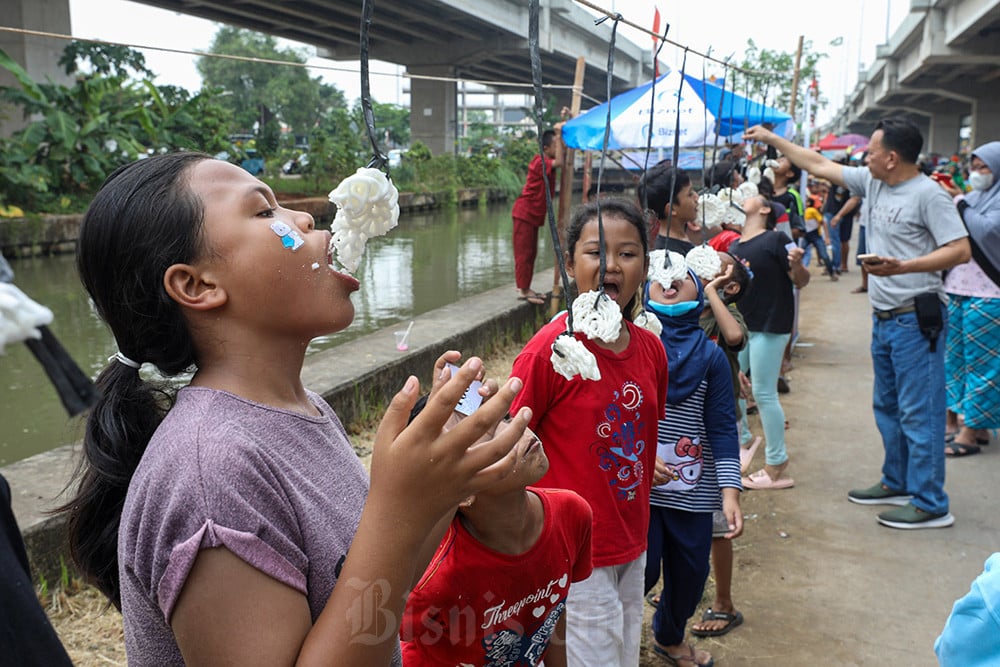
[744,119,970,530]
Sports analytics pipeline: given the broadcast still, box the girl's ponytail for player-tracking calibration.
[59,152,208,608]
[62,362,170,608]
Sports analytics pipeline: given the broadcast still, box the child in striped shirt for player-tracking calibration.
[642,262,744,667]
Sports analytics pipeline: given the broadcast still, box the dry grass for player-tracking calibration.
[47,342,526,663]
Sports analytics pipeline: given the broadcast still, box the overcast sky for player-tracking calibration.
[69,0,909,125]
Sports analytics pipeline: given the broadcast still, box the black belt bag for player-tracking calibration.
[913,293,943,352]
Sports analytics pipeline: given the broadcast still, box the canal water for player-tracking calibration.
[0,202,557,465]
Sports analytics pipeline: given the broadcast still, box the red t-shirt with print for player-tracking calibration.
[400,488,593,666]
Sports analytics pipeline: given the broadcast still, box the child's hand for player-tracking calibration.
[721,488,743,539]
[705,263,734,293]
[369,358,528,528]
[738,371,752,400]
[427,351,499,433]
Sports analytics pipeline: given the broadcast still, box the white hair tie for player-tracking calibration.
[109,351,141,369]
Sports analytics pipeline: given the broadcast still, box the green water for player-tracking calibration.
[0,202,555,465]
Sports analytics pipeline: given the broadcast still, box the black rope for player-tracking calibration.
[661,47,688,269]
[708,55,733,179]
[594,12,623,290]
[640,21,671,218]
[359,0,387,171]
[528,0,572,327]
[700,48,710,185]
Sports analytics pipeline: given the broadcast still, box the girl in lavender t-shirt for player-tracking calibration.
[60,153,530,666]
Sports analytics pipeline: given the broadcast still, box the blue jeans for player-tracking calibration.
[738,331,791,466]
[871,307,949,514]
[824,212,841,269]
[801,229,834,274]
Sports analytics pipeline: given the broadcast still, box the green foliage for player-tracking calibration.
[734,38,828,117]
[372,100,409,147]
[406,141,433,162]
[197,26,347,137]
[0,42,230,212]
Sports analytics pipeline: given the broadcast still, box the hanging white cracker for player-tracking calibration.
[328,167,400,273]
[0,283,53,353]
[633,310,662,336]
[648,250,688,289]
[694,194,729,230]
[685,244,722,281]
[571,290,622,343]
[745,166,762,185]
[737,181,759,201]
[550,332,601,381]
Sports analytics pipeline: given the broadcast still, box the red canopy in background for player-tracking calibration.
[817,132,870,152]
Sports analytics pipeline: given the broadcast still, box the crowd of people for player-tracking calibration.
[1,116,997,666]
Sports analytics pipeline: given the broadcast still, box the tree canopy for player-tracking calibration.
[196,26,346,137]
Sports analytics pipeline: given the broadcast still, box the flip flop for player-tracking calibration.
[742,468,794,490]
[945,432,989,446]
[945,441,981,457]
[645,591,661,608]
[516,292,546,305]
[651,642,714,667]
[739,436,762,475]
[690,608,744,637]
[851,286,867,293]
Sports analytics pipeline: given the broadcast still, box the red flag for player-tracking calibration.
[652,6,661,77]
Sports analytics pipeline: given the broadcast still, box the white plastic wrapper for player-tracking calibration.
[694,194,729,229]
[328,167,400,273]
[648,250,688,289]
[550,333,601,381]
[633,310,662,337]
[570,290,623,343]
[685,244,722,281]
[0,283,53,353]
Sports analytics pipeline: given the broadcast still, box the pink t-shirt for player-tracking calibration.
[118,387,393,665]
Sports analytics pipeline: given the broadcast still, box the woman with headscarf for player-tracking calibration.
[939,142,1000,456]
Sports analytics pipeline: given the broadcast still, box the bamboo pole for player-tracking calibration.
[788,35,805,117]
[551,56,586,316]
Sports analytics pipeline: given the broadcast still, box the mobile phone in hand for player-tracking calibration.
[857,253,884,265]
[447,363,484,416]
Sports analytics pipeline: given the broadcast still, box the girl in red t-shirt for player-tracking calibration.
[510,198,668,666]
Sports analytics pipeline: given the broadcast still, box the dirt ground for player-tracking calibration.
[46,263,996,666]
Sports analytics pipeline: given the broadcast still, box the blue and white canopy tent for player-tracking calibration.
[561,70,793,153]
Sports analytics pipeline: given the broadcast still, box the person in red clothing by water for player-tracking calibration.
[513,124,565,304]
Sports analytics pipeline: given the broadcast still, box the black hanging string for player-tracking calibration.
[708,54,733,181]
[700,48,711,186]
[662,47,688,269]
[640,20,671,219]
[593,12,623,290]
[359,0,387,171]
[528,0,572,326]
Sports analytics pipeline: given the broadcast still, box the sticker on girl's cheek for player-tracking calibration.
[269,221,305,251]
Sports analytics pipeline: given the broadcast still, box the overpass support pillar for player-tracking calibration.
[927,112,962,157]
[0,0,73,137]
[970,97,1000,151]
[408,65,457,155]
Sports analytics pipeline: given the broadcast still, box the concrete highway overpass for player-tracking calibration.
[828,0,1000,155]
[1,0,655,152]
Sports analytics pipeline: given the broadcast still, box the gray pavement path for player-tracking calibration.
[686,265,996,666]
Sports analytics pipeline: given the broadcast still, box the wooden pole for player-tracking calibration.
[788,35,805,118]
[551,56,586,316]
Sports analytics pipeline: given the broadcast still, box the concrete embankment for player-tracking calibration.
[2,275,549,582]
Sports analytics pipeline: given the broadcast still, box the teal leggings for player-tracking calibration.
[739,331,791,466]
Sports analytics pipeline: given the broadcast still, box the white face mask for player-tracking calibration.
[969,170,994,191]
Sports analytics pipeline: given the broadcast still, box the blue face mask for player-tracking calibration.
[647,299,700,317]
